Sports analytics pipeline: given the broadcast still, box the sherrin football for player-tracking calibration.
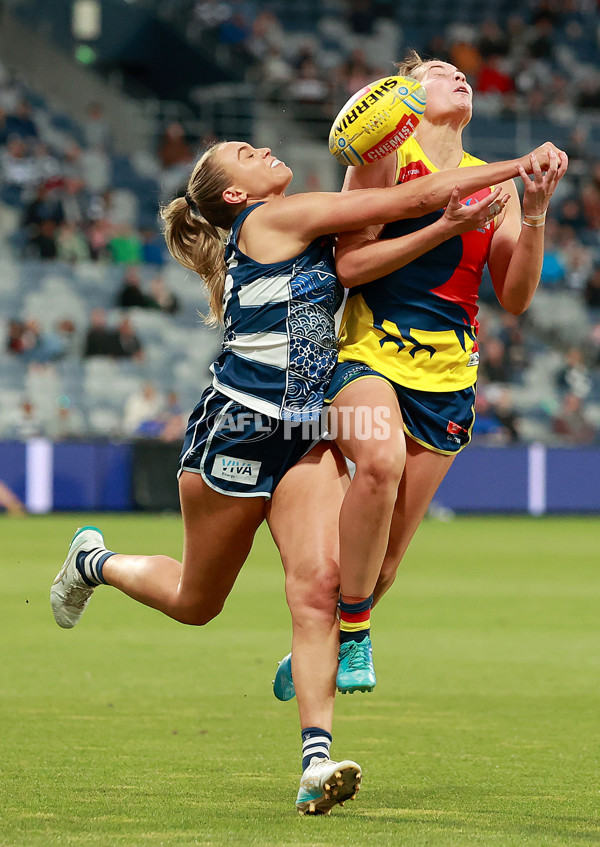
[329,75,426,166]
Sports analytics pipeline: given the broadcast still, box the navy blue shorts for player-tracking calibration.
[325,361,476,455]
[178,387,322,497]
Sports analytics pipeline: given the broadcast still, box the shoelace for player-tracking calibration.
[344,640,371,670]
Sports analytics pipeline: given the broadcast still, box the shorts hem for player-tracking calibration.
[403,426,469,456]
[179,465,272,499]
[326,372,393,405]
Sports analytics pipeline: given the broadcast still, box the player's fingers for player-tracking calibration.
[517,163,531,186]
[478,185,502,210]
[447,185,462,208]
[530,153,543,183]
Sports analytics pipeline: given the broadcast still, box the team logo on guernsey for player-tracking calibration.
[467,351,479,367]
[212,454,261,485]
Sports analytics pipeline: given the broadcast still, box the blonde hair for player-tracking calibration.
[161,142,244,327]
[395,50,438,81]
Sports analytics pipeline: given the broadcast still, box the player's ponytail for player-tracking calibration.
[161,143,244,327]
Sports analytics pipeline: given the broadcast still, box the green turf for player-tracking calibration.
[0,513,598,846]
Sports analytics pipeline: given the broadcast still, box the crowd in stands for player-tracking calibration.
[1,0,600,446]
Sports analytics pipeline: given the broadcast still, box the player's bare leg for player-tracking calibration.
[330,377,405,692]
[374,437,455,605]
[267,442,361,813]
[332,377,405,601]
[51,472,265,628]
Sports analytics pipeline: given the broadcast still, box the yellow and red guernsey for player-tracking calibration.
[338,135,498,392]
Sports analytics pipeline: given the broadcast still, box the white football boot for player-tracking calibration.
[296,757,362,815]
[50,525,106,628]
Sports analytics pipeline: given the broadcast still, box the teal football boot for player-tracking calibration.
[273,652,296,701]
[336,636,376,694]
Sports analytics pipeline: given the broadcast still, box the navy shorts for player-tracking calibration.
[325,361,476,455]
[178,387,322,497]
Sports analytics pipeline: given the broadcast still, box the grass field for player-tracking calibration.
[0,513,598,847]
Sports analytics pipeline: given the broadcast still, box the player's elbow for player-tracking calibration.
[336,255,362,288]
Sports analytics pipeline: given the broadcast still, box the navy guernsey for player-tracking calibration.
[210,203,343,421]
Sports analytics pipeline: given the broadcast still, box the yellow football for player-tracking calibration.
[328,75,426,166]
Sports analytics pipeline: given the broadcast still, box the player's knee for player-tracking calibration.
[176,598,224,627]
[356,442,405,492]
[286,558,339,620]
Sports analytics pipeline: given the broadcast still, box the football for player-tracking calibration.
[328,75,427,166]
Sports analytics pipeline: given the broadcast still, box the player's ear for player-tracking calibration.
[222,186,247,206]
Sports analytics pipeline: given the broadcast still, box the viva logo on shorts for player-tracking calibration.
[211,454,261,485]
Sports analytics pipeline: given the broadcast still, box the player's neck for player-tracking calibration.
[414,121,465,171]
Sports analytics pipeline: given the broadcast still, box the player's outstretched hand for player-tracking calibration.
[517,149,568,218]
[441,185,510,235]
[521,142,565,173]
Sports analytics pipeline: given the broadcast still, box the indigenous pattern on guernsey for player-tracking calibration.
[338,136,497,392]
[211,203,344,421]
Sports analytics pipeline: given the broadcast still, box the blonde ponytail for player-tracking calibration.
[160,143,244,327]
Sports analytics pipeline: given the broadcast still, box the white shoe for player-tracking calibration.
[296,757,362,815]
[50,526,105,629]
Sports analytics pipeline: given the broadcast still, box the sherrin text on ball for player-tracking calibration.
[329,76,426,166]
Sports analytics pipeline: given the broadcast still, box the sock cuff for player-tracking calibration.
[301,726,332,743]
[338,594,374,615]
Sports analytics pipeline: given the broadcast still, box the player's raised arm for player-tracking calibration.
[262,142,562,248]
[332,143,565,287]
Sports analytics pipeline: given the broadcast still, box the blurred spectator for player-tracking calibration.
[25,219,59,259]
[477,56,515,95]
[1,136,38,205]
[108,225,144,265]
[7,319,38,356]
[480,336,512,384]
[21,183,65,231]
[19,319,74,364]
[157,121,194,170]
[552,393,595,445]
[159,390,186,441]
[346,0,375,35]
[83,309,118,358]
[576,71,600,110]
[477,19,510,60]
[123,381,163,436]
[116,267,156,309]
[540,220,566,287]
[584,268,600,311]
[57,222,91,263]
[7,399,45,439]
[48,402,87,441]
[149,275,180,315]
[555,347,592,399]
[448,38,482,79]
[5,98,38,141]
[140,228,166,266]
[218,11,253,62]
[115,316,143,360]
[82,102,111,150]
[247,10,285,63]
[581,163,600,232]
[557,195,587,233]
[289,58,331,131]
[472,388,518,445]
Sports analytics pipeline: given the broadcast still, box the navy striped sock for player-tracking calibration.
[301,727,332,772]
[76,548,114,586]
